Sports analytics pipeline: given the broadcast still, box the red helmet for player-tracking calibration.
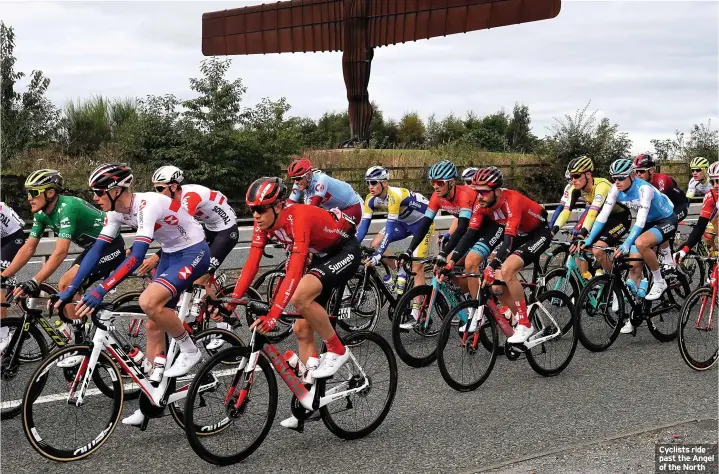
[246,177,287,207]
[633,153,655,170]
[471,166,503,189]
[287,158,313,178]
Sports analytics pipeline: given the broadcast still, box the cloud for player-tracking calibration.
[3,0,717,153]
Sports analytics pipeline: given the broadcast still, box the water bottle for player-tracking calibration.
[190,287,205,320]
[637,279,648,299]
[54,320,73,342]
[396,271,407,296]
[625,279,638,296]
[283,350,306,376]
[382,274,395,292]
[149,352,167,386]
[128,346,152,375]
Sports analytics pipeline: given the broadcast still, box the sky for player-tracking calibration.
[2,0,717,154]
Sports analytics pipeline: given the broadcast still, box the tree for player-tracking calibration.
[651,120,718,162]
[61,96,138,157]
[183,58,245,132]
[396,112,426,147]
[506,103,537,153]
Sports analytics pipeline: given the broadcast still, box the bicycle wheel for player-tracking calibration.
[22,345,123,462]
[646,271,690,342]
[678,255,706,291]
[184,346,277,466]
[1,317,48,420]
[677,286,719,371]
[525,290,579,376]
[168,327,245,429]
[576,274,624,352]
[539,267,580,303]
[250,269,295,342]
[336,273,381,335]
[27,283,59,351]
[436,300,498,391]
[391,284,450,368]
[542,244,569,274]
[318,330,398,440]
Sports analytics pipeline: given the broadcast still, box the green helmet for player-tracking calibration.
[25,169,64,190]
[609,159,634,178]
[690,157,710,170]
[567,156,594,174]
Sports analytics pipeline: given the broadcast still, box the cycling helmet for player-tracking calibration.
[609,159,634,177]
[708,162,719,179]
[471,166,503,189]
[246,177,288,207]
[365,166,389,181]
[690,157,710,170]
[565,170,571,182]
[428,160,458,181]
[567,156,594,174]
[152,165,184,185]
[89,163,134,190]
[287,158,313,178]
[25,169,64,190]
[461,167,479,182]
[632,153,655,170]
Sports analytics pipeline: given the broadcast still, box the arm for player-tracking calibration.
[551,186,576,232]
[407,216,434,253]
[622,184,654,249]
[31,238,71,284]
[266,221,310,320]
[441,216,470,257]
[355,196,374,242]
[686,179,697,199]
[288,183,302,203]
[1,237,39,278]
[585,185,618,245]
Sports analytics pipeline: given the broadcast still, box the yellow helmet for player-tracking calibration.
[690,157,710,170]
[25,169,64,190]
[567,156,594,174]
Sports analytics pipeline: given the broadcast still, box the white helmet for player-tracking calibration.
[365,166,389,181]
[461,167,479,182]
[708,162,719,179]
[152,165,184,185]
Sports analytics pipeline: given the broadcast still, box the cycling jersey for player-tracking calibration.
[650,172,687,209]
[0,202,24,238]
[98,192,205,253]
[687,177,712,199]
[424,185,478,220]
[29,195,105,249]
[289,170,362,210]
[681,190,718,252]
[553,178,627,233]
[232,204,356,321]
[180,184,237,232]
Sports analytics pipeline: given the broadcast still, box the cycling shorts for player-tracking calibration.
[378,220,435,258]
[464,220,504,260]
[596,208,632,246]
[511,226,553,266]
[73,237,126,289]
[205,224,239,273]
[674,202,689,223]
[154,240,211,307]
[1,229,25,270]
[644,214,679,246]
[307,237,362,308]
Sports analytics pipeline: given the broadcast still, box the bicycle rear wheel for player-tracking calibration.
[319,330,398,440]
[336,272,382,335]
[646,271,689,342]
[542,244,569,274]
[525,290,578,376]
[677,286,719,370]
[576,275,624,352]
[184,346,277,466]
[436,300,498,392]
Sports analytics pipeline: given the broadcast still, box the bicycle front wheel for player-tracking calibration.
[576,275,624,352]
[335,272,382,335]
[525,290,579,376]
[678,286,719,371]
[22,345,123,462]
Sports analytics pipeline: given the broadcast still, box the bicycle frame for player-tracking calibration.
[694,263,717,331]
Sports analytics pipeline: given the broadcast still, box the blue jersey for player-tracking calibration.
[289,170,362,210]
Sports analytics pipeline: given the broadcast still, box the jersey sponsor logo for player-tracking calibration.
[139,200,147,212]
[163,215,179,226]
[178,265,193,280]
[209,257,220,270]
[103,215,109,226]
[315,183,325,193]
[97,248,122,265]
[60,217,71,228]
[0,214,10,227]
[211,205,231,225]
[528,235,547,253]
[492,209,506,221]
[322,226,350,239]
[14,238,23,245]
[191,250,205,267]
[328,253,355,273]
[230,231,238,240]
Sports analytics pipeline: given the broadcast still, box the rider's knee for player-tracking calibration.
[139,292,162,318]
[145,319,160,334]
[293,320,313,341]
[465,252,482,271]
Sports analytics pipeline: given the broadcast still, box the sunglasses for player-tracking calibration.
[711,179,719,186]
[91,188,107,197]
[154,185,168,192]
[692,169,704,173]
[291,176,304,182]
[26,188,44,198]
[366,180,382,186]
[250,205,272,215]
[612,176,629,182]
[634,169,649,174]
[431,179,450,187]
[570,173,584,180]
[475,188,495,196]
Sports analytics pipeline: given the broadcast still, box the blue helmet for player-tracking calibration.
[428,160,458,181]
[365,166,389,181]
[461,167,479,182]
[609,159,634,177]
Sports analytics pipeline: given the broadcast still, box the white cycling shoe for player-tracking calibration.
[645,279,668,301]
[311,349,351,379]
[164,350,202,378]
[205,323,231,350]
[507,324,534,344]
[620,319,634,334]
[122,409,145,426]
[57,355,84,368]
[280,411,321,430]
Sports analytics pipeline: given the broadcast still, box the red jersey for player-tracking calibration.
[699,189,718,220]
[231,204,355,320]
[425,185,478,219]
[651,173,686,208]
[468,189,546,236]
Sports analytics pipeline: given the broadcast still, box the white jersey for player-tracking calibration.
[0,202,24,238]
[179,184,237,232]
[98,193,205,253]
[687,177,712,199]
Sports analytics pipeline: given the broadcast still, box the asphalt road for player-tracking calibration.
[2,305,717,474]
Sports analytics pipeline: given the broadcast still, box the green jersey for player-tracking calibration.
[29,195,109,249]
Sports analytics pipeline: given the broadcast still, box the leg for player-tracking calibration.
[58,266,80,320]
[290,275,335,342]
[591,241,611,273]
[464,251,483,300]
[491,269,516,314]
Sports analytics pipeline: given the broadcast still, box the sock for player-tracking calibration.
[174,331,198,353]
[651,269,664,283]
[515,299,530,327]
[0,326,8,339]
[324,334,346,355]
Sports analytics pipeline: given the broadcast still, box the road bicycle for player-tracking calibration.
[677,255,718,371]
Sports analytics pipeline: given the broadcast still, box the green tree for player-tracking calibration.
[506,103,537,153]
[396,112,426,147]
[651,120,718,162]
[183,58,245,132]
[61,96,138,157]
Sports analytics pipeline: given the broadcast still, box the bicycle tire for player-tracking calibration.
[184,346,278,466]
[646,271,689,342]
[319,330,398,440]
[677,286,719,371]
[542,244,569,274]
[525,290,579,377]
[336,273,381,334]
[436,299,498,392]
[250,269,296,342]
[22,345,124,462]
[1,317,49,420]
[539,267,580,303]
[576,274,624,352]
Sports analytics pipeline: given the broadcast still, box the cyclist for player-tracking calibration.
[581,159,677,328]
[442,167,552,344]
[0,201,26,346]
[1,170,125,324]
[675,161,719,264]
[287,157,364,225]
[686,156,711,199]
[356,166,432,327]
[554,156,632,274]
[222,178,359,414]
[61,163,210,400]
[461,167,479,185]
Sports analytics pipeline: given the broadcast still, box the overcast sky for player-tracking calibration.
[3,0,717,153]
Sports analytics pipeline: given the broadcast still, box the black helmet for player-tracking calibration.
[89,163,134,190]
